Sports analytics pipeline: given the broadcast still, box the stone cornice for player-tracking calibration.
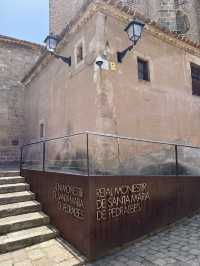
[22,0,200,86]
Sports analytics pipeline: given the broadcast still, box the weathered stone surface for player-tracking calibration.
[0,226,58,253]
[0,176,25,185]
[0,201,41,218]
[0,239,84,266]
[0,212,49,234]
[0,171,57,253]
[0,191,35,205]
[24,4,200,172]
[0,37,41,166]
[49,0,200,42]
[0,171,19,177]
[0,183,29,194]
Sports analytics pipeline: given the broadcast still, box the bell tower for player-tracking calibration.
[49,0,89,35]
[158,0,177,31]
[49,0,200,42]
[174,0,200,42]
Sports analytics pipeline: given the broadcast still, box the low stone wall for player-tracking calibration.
[0,147,19,167]
[21,170,200,260]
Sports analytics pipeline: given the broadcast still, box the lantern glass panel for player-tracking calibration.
[125,20,144,43]
[45,35,59,52]
[134,23,142,39]
[49,38,57,52]
[127,25,134,41]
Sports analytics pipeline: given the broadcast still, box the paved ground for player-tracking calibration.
[88,213,200,266]
[2,213,200,265]
[0,238,85,266]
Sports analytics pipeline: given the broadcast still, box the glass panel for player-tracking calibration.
[138,59,149,81]
[88,135,175,176]
[22,143,43,171]
[46,36,57,52]
[177,146,200,175]
[88,135,119,175]
[127,25,134,41]
[21,133,200,176]
[138,60,144,72]
[133,24,142,40]
[117,139,175,176]
[46,134,87,175]
[138,70,144,80]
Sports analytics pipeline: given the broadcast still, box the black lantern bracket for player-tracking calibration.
[117,43,135,64]
[117,20,145,64]
[53,53,71,66]
[44,34,72,67]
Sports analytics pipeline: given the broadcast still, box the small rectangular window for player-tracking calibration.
[191,63,200,96]
[40,123,44,138]
[77,45,83,63]
[137,58,150,81]
[76,41,84,65]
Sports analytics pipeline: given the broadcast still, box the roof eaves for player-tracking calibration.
[0,34,44,50]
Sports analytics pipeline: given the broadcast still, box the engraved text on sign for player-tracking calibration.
[96,183,150,222]
[53,183,85,220]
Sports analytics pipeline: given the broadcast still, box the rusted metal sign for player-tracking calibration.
[21,170,200,260]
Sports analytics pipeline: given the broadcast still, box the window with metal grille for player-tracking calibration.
[191,63,200,96]
[137,58,150,81]
[176,11,190,34]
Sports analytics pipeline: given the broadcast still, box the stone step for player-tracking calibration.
[0,212,49,234]
[0,172,20,178]
[0,183,29,194]
[0,225,58,254]
[0,191,35,205]
[0,176,25,185]
[0,201,41,218]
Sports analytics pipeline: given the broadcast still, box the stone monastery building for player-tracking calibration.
[1,0,200,168]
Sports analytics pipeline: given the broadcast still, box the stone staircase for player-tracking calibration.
[0,171,58,253]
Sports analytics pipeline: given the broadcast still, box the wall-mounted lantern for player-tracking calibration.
[44,33,71,66]
[117,20,145,63]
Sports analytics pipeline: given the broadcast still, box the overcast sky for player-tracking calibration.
[0,0,49,44]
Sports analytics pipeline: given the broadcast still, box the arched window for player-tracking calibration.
[176,10,190,34]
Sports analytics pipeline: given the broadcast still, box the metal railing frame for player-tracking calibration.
[20,131,200,176]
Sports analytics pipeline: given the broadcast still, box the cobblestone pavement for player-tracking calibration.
[88,213,200,266]
[0,238,85,266]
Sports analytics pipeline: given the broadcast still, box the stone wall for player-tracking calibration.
[104,14,200,145]
[24,13,100,145]
[23,10,200,152]
[0,37,42,166]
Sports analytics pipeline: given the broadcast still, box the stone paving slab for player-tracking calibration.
[0,238,85,266]
[87,213,200,266]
